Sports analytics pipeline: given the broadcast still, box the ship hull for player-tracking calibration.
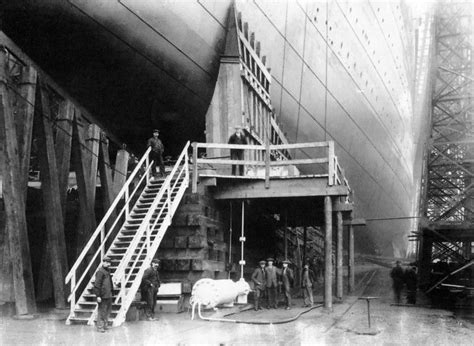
[2,0,433,256]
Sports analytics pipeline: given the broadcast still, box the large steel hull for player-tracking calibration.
[2,0,434,256]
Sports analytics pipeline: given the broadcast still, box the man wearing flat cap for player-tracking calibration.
[265,258,278,309]
[141,259,161,321]
[227,126,248,176]
[251,260,267,311]
[94,256,114,332]
[147,129,165,177]
[281,260,294,309]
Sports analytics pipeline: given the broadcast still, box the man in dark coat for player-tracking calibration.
[227,127,248,176]
[302,263,314,307]
[280,260,294,310]
[94,256,114,332]
[405,266,418,304]
[390,260,405,304]
[147,129,165,177]
[141,259,161,320]
[251,260,267,311]
[265,258,278,309]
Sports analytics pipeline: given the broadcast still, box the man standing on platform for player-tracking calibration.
[280,260,294,310]
[147,129,165,177]
[265,258,278,309]
[251,260,267,311]
[302,263,314,307]
[390,260,404,305]
[227,126,248,176]
[141,259,161,321]
[94,256,114,333]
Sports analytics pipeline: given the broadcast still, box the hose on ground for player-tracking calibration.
[198,303,324,325]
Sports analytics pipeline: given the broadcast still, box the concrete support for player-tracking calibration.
[324,196,333,310]
[336,211,343,299]
[348,212,355,293]
[0,50,37,315]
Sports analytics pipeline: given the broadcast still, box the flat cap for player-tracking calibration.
[153,129,160,133]
[259,260,266,265]
[266,257,274,262]
[151,258,160,264]
[282,259,291,264]
[103,256,111,263]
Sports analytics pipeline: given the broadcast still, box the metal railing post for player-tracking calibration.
[70,274,76,317]
[328,141,335,186]
[192,142,198,193]
[146,155,150,185]
[125,187,129,219]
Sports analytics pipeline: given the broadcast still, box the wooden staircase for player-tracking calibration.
[65,142,190,327]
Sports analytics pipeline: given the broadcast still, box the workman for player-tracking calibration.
[302,263,314,307]
[147,129,165,177]
[227,126,248,176]
[390,260,404,305]
[141,258,161,321]
[94,256,114,332]
[251,260,267,310]
[280,260,294,310]
[265,258,278,309]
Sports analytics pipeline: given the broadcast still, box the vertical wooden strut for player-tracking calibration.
[113,146,129,197]
[0,48,37,315]
[336,211,343,299]
[36,79,68,308]
[348,211,355,293]
[324,196,333,310]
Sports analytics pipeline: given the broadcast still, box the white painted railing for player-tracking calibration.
[65,146,152,318]
[111,141,190,325]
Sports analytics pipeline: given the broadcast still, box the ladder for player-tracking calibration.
[65,141,190,327]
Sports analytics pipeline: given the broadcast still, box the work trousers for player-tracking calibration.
[254,288,265,310]
[230,150,244,176]
[266,286,277,308]
[393,284,403,304]
[303,286,314,306]
[283,284,292,307]
[143,287,159,318]
[150,151,165,176]
[97,298,112,330]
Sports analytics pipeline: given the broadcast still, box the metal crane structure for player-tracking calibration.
[418,1,474,296]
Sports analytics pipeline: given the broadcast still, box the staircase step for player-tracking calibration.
[68,316,90,324]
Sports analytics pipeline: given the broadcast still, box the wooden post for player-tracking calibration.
[336,211,343,299]
[55,100,74,218]
[284,208,288,260]
[99,132,116,210]
[17,66,37,200]
[303,226,307,264]
[72,114,96,256]
[113,146,129,196]
[87,124,101,203]
[327,141,335,186]
[0,49,37,315]
[36,80,68,308]
[324,196,332,310]
[348,212,355,293]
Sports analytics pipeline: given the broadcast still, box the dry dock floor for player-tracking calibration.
[1,264,473,345]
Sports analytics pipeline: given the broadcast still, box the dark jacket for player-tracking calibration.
[302,269,314,288]
[405,268,417,290]
[147,137,164,153]
[251,267,266,291]
[94,266,114,299]
[141,267,160,291]
[265,266,279,288]
[390,266,405,288]
[281,267,294,289]
[228,133,248,152]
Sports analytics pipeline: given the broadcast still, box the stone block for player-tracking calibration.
[175,259,191,271]
[174,236,188,248]
[188,235,206,248]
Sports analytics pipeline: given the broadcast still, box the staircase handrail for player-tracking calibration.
[65,146,152,285]
[112,141,190,285]
[65,163,154,302]
[115,148,189,324]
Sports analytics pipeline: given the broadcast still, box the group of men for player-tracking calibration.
[251,258,315,311]
[94,257,161,332]
[390,260,418,305]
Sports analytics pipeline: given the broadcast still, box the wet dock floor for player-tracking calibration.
[1,264,473,345]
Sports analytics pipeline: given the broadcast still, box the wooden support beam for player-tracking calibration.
[113,148,129,197]
[55,100,74,218]
[324,196,333,310]
[348,212,355,293]
[86,124,101,203]
[99,132,116,211]
[0,50,37,315]
[336,211,343,299]
[16,66,37,200]
[36,80,68,308]
[72,114,96,256]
